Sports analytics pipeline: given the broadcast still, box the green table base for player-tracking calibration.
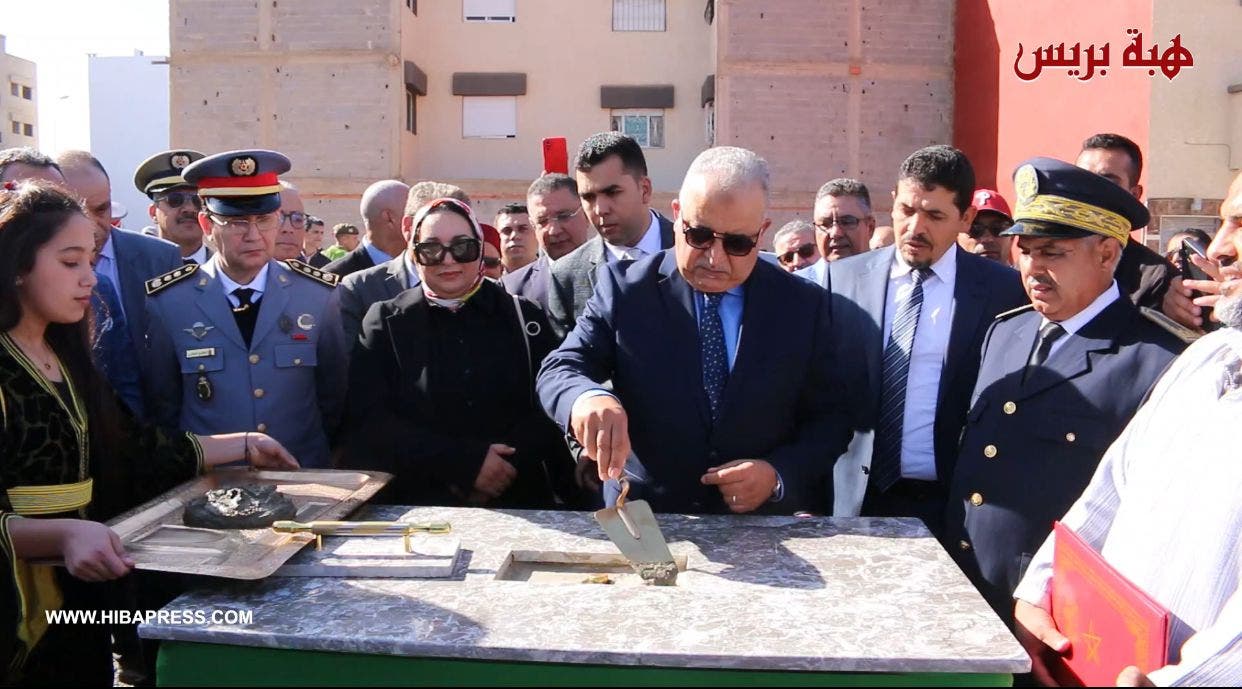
[157,641,1013,687]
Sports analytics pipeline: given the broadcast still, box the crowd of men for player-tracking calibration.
[0,126,1237,684]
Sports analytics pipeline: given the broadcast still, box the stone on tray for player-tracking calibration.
[183,484,297,530]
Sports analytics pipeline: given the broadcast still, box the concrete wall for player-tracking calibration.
[1,36,39,149]
[88,54,169,231]
[715,0,955,232]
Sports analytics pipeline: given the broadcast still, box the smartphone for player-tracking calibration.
[1179,237,1218,330]
[542,137,568,175]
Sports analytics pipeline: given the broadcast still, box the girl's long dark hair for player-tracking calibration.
[0,181,126,514]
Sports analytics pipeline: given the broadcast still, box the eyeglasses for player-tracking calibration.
[414,237,482,266]
[815,215,861,232]
[482,256,503,269]
[968,219,1014,239]
[208,212,281,234]
[157,191,202,210]
[532,206,582,229]
[280,211,307,229]
[680,221,761,257]
[778,243,817,265]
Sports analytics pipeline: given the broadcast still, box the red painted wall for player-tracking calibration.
[954,0,1152,206]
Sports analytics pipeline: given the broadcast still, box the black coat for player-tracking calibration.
[944,297,1187,622]
[323,245,376,279]
[338,280,570,508]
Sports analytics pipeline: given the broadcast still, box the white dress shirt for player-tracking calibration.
[1015,328,1242,686]
[883,247,957,481]
[1039,281,1121,359]
[95,232,125,320]
[604,210,663,263]
[216,262,270,308]
[187,243,210,265]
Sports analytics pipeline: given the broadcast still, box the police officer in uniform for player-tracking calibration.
[943,157,1196,625]
[133,149,212,264]
[143,149,348,468]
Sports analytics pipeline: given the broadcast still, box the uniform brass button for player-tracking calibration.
[256,423,267,432]
[293,358,302,366]
[1003,401,1017,415]
[959,540,971,551]
[253,388,265,398]
[984,444,998,458]
[970,492,984,507]
[1066,432,1076,442]
[249,354,260,364]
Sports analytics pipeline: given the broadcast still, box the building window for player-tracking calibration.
[9,83,17,97]
[610,110,664,148]
[464,0,515,22]
[613,0,666,31]
[10,122,18,135]
[405,0,417,14]
[23,123,32,137]
[704,101,715,146]
[405,88,417,134]
[21,86,32,100]
[463,96,517,138]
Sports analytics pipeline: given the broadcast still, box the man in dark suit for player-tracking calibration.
[338,253,420,345]
[324,179,409,279]
[538,146,856,514]
[57,150,181,418]
[815,146,1027,531]
[944,158,1192,624]
[502,173,595,308]
[546,132,674,340]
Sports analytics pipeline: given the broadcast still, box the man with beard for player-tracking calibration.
[133,149,210,264]
[824,146,1026,530]
[1012,171,1242,687]
[942,158,1191,626]
[795,178,876,286]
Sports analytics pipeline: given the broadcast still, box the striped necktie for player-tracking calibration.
[871,267,932,492]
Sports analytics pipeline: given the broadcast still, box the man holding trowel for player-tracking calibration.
[537,146,860,515]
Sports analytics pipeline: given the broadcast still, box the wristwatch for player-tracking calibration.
[769,473,785,503]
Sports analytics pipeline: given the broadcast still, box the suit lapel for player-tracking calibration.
[1019,298,1129,400]
[850,248,894,397]
[657,253,711,427]
[195,262,246,350]
[656,213,675,249]
[112,232,147,344]
[715,262,777,426]
[251,262,291,347]
[386,290,429,390]
[939,247,987,404]
[583,238,606,293]
[388,257,414,292]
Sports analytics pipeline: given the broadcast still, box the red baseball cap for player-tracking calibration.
[479,223,502,253]
[972,188,1012,222]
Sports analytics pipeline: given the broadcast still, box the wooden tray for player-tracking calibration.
[105,468,391,580]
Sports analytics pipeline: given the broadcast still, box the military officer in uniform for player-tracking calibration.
[143,149,348,468]
[943,157,1195,624]
[133,149,212,264]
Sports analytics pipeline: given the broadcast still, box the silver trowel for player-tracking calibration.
[593,478,677,585]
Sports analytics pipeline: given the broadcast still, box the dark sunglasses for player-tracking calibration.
[778,243,817,265]
[681,222,761,257]
[481,256,503,269]
[968,219,1014,239]
[414,237,482,266]
[158,191,202,210]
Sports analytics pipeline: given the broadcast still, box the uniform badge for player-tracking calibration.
[296,314,316,331]
[170,153,192,169]
[1014,164,1039,208]
[278,315,293,333]
[230,156,258,176]
[185,347,216,359]
[196,374,214,402]
[183,322,215,340]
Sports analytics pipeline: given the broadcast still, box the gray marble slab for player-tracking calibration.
[140,506,1031,674]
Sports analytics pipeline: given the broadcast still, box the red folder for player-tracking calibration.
[1050,522,1170,686]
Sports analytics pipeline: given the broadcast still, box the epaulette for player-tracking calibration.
[284,259,339,287]
[145,263,199,296]
[1139,306,1201,344]
[993,303,1036,321]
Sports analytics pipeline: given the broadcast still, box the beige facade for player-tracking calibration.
[170,0,954,236]
[0,35,39,150]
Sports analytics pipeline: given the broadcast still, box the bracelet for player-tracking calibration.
[244,432,252,464]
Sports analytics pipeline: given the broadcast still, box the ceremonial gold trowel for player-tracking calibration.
[593,478,678,585]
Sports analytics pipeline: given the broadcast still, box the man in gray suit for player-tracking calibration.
[502,173,595,309]
[143,149,348,468]
[338,181,470,344]
[546,132,675,340]
[58,150,182,418]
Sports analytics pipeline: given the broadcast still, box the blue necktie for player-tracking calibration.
[91,272,145,418]
[872,268,931,492]
[699,292,728,422]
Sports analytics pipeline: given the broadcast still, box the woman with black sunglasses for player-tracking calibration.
[338,198,572,509]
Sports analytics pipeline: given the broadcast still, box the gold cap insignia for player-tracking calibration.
[1014,164,1039,208]
[230,156,258,177]
[170,153,192,169]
